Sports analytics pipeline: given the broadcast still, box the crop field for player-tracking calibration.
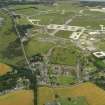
[0,64,11,76]
[0,90,33,105]
[38,82,105,105]
[0,83,104,105]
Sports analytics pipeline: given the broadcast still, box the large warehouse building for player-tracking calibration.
[80,0,105,6]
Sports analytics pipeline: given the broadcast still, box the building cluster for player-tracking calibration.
[80,0,105,6]
[0,0,55,5]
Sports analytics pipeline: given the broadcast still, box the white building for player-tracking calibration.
[93,51,105,58]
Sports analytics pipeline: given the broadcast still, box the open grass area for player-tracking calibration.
[55,31,72,38]
[57,97,88,105]
[0,64,12,76]
[71,10,105,29]
[50,47,81,66]
[56,75,76,85]
[0,10,29,66]
[96,40,105,50]
[0,10,16,51]
[70,15,105,29]
[25,38,54,57]
[34,11,75,25]
[0,10,23,65]
[38,82,105,105]
[11,1,82,16]
[0,90,33,105]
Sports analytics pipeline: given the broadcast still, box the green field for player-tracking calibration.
[55,31,72,38]
[33,11,75,25]
[0,10,22,65]
[56,97,88,105]
[50,47,81,66]
[25,38,54,57]
[71,10,105,29]
[56,75,76,85]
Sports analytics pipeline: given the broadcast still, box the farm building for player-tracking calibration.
[80,0,105,6]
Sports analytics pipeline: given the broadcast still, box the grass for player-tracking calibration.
[0,10,22,65]
[57,97,88,105]
[94,59,105,69]
[12,1,82,15]
[25,38,54,57]
[38,82,105,105]
[0,83,104,105]
[0,10,16,50]
[71,10,105,29]
[55,31,72,38]
[50,47,81,66]
[35,11,75,25]
[70,15,105,29]
[56,76,76,85]
[96,40,105,50]
[0,90,33,105]
[0,64,12,76]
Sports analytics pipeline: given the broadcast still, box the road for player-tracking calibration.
[50,9,83,36]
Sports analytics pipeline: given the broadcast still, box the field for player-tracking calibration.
[0,83,105,105]
[0,64,11,76]
[0,10,26,65]
[96,40,105,51]
[4,2,105,67]
[38,82,105,105]
[70,10,105,29]
[50,47,81,66]
[57,97,88,105]
[0,90,33,105]
[56,75,76,85]
[25,38,54,57]
[55,31,72,38]
[32,11,75,25]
